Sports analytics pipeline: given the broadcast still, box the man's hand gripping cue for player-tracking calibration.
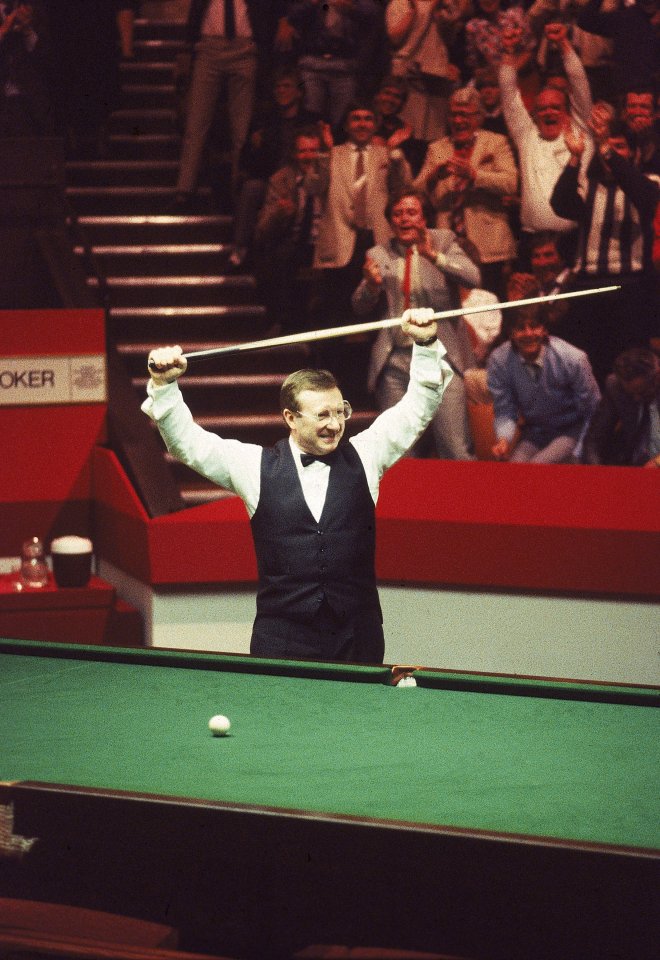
[148,345,188,386]
[401,307,438,346]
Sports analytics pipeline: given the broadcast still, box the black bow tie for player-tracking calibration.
[300,451,338,467]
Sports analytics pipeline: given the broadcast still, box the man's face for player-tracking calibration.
[619,374,657,404]
[273,76,302,110]
[534,89,567,141]
[294,135,320,174]
[623,93,654,135]
[530,242,563,287]
[448,103,481,144]
[607,135,632,161]
[284,387,346,456]
[374,85,404,118]
[478,83,500,112]
[389,195,426,246]
[345,109,376,146]
[511,314,547,361]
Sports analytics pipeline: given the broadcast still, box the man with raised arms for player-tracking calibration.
[143,309,452,664]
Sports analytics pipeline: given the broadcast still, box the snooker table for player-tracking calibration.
[1,639,658,960]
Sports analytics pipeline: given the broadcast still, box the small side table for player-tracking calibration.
[0,574,143,647]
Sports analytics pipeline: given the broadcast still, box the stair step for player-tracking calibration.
[134,372,286,413]
[110,304,268,343]
[119,61,175,81]
[75,243,232,275]
[106,134,181,161]
[120,84,178,110]
[66,160,179,187]
[61,12,331,506]
[133,38,187,61]
[74,214,232,244]
[108,108,179,136]
[112,304,266,320]
[167,413,291,448]
[87,273,257,307]
[134,18,187,42]
[66,186,218,215]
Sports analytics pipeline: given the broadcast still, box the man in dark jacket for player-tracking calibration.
[584,348,660,467]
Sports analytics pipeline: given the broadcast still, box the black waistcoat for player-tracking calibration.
[251,439,380,623]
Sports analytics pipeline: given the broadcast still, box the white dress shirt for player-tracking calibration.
[142,342,453,521]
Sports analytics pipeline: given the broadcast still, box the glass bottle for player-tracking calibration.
[20,537,50,588]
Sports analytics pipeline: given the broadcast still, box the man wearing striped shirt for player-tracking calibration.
[550,107,659,385]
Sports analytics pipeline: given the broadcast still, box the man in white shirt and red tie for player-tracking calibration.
[144,308,452,664]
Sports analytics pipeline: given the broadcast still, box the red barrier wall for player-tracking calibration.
[92,449,660,599]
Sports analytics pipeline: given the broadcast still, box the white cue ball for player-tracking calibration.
[208,714,231,736]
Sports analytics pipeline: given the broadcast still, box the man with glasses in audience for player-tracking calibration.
[143,310,453,663]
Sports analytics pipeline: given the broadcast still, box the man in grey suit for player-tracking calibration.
[352,188,481,459]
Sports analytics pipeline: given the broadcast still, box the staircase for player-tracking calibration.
[64,15,376,509]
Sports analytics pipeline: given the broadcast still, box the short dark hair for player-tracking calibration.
[384,187,433,225]
[342,99,376,127]
[503,273,547,338]
[607,120,635,150]
[613,348,659,383]
[280,369,339,413]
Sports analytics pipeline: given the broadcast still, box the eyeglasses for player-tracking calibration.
[293,400,352,425]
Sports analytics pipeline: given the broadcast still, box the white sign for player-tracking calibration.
[0,355,107,406]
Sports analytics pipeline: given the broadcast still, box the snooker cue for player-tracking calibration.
[148,284,620,369]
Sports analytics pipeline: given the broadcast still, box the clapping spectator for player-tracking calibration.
[550,103,660,383]
[254,125,328,332]
[228,66,320,269]
[352,188,481,459]
[414,85,518,298]
[621,86,659,175]
[371,74,427,177]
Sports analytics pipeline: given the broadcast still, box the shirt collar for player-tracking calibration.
[394,239,415,258]
[516,345,545,368]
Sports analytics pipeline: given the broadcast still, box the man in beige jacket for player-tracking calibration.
[414,86,518,299]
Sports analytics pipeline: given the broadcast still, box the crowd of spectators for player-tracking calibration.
[2,1,658,465]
